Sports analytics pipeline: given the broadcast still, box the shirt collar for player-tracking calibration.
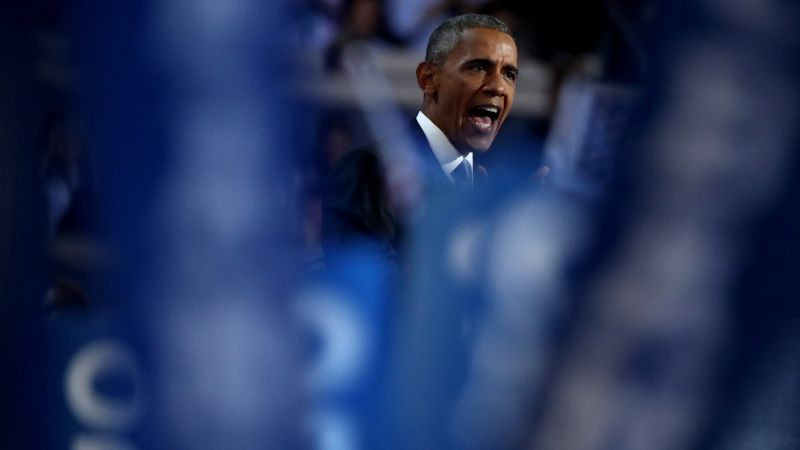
[416,111,472,180]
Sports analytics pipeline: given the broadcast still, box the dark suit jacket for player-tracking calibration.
[321,120,449,264]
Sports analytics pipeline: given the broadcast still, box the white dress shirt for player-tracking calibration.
[416,111,473,183]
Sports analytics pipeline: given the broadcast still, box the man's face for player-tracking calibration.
[424,28,518,153]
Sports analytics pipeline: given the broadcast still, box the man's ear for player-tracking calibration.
[416,62,438,97]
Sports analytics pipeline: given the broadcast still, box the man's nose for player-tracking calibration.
[482,70,506,97]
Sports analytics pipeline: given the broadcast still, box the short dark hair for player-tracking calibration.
[425,14,514,65]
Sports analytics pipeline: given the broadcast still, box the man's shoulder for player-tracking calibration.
[324,120,451,195]
[322,140,399,253]
[325,144,388,194]
[335,144,383,170]
[328,123,425,176]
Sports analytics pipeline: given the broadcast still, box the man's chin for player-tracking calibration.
[463,136,495,153]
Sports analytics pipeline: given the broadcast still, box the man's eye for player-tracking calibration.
[504,71,517,81]
[474,64,488,72]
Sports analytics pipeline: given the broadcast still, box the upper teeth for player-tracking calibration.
[479,106,498,114]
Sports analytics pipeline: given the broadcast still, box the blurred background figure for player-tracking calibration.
[292,0,345,52]
[324,0,406,72]
[41,107,89,236]
[40,106,104,318]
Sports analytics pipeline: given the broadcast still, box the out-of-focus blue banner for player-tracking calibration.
[43,1,308,448]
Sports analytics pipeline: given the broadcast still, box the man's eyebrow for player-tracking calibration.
[463,58,494,67]
[463,58,518,73]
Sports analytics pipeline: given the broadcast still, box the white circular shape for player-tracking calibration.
[295,289,370,393]
[65,340,144,431]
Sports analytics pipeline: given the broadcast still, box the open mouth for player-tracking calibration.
[467,105,500,133]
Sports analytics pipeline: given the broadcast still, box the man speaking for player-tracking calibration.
[322,14,518,264]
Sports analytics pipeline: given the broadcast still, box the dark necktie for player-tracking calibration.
[452,159,472,188]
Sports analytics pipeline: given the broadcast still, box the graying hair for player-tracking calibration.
[425,14,514,65]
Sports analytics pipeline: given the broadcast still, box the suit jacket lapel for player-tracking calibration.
[407,120,450,187]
